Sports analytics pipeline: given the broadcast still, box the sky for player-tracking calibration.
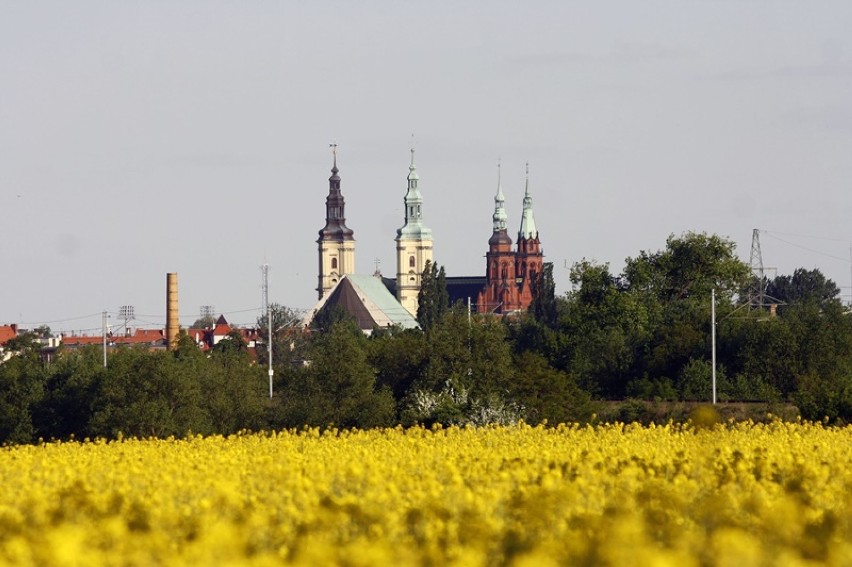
[2,1,852,334]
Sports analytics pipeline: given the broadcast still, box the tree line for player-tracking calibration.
[1,231,850,444]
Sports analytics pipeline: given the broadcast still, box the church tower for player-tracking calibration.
[395,148,433,316]
[478,162,520,313]
[317,145,355,299]
[515,163,543,308]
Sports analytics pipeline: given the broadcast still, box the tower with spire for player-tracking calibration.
[478,162,521,313]
[395,148,434,316]
[515,163,544,308]
[317,144,356,299]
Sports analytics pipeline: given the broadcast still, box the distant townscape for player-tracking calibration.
[1,150,851,446]
[2,147,548,352]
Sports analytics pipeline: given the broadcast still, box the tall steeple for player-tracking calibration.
[319,144,354,241]
[518,162,538,240]
[479,160,518,313]
[317,144,356,299]
[490,160,511,245]
[397,148,432,240]
[515,161,544,311]
[396,145,434,316]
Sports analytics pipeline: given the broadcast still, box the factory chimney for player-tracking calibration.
[166,273,179,349]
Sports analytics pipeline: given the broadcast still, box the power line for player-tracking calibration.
[761,232,852,264]
[18,312,104,326]
[761,229,852,244]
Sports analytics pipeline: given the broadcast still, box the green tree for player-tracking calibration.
[620,232,749,395]
[211,330,250,358]
[311,304,357,334]
[416,260,449,331]
[403,305,517,425]
[256,303,308,369]
[279,320,394,428]
[368,327,427,402]
[531,262,558,329]
[33,345,103,440]
[204,337,268,434]
[89,348,210,438]
[510,351,593,424]
[767,268,841,308]
[190,315,216,329]
[0,346,45,444]
[561,260,651,397]
[623,232,750,302]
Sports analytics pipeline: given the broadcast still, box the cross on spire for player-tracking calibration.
[330,142,339,170]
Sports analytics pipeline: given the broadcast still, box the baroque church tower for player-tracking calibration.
[395,148,433,316]
[478,162,520,313]
[515,163,544,307]
[317,145,355,299]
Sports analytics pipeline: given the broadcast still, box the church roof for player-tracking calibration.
[307,274,419,334]
[446,276,487,307]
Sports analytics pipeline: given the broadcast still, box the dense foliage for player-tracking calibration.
[1,231,851,443]
[0,423,849,565]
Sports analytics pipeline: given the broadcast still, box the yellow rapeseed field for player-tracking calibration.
[0,420,850,566]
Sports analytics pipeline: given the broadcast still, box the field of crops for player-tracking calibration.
[0,420,850,566]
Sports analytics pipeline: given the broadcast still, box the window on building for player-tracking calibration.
[409,255,416,268]
[331,258,338,269]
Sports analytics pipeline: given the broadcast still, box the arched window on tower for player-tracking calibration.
[331,258,338,270]
[491,261,497,279]
[409,255,416,268]
[501,262,508,280]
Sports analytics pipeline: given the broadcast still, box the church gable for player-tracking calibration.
[308,275,419,335]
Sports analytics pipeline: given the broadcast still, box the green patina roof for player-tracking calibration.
[309,274,419,333]
[396,149,433,241]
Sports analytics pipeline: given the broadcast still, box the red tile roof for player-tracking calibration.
[0,325,18,345]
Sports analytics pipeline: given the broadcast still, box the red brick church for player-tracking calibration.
[476,162,544,314]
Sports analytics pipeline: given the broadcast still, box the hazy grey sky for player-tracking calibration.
[3,1,852,333]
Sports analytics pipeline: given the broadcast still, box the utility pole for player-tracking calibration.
[262,264,273,398]
[102,311,108,367]
[711,288,716,405]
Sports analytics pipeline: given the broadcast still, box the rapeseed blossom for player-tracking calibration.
[0,421,849,566]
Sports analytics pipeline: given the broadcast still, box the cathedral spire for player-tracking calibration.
[518,161,538,240]
[329,143,340,184]
[318,143,353,240]
[317,144,355,300]
[492,160,508,233]
[396,144,433,317]
[397,145,431,239]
